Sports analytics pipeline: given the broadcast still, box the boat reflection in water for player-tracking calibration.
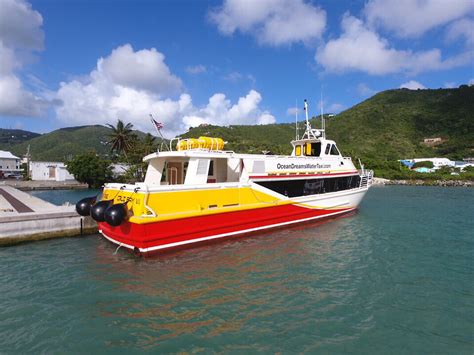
[89,210,365,349]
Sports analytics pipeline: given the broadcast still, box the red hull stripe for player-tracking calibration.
[99,204,353,253]
[249,171,359,179]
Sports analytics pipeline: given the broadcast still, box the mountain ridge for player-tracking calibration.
[1,87,472,161]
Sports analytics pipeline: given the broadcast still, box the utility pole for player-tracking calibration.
[25,144,31,180]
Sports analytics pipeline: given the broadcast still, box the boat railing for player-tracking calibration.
[107,181,252,193]
[359,169,374,188]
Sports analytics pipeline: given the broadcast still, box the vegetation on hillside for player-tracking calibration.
[0,129,40,150]
[326,86,474,160]
[7,125,149,161]
[180,87,474,180]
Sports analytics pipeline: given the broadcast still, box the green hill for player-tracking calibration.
[182,86,474,161]
[8,125,150,161]
[9,125,112,161]
[0,129,40,150]
[1,86,472,163]
[327,86,474,160]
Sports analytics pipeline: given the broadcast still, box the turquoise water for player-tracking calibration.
[1,186,473,353]
[28,189,101,206]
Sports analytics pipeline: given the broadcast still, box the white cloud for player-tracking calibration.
[0,74,48,116]
[468,78,474,86]
[56,45,275,136]
[326,103,344,113]
[98,44,181,95]
[286,107,301,116]
[356,83,376,96]
[315,99,344,114]
[223,71,243,82]
[316,14,472,75]
[257,113,276,125]
[182,90,275,128]
[185,65,207,74]
[444,82,456,88]
[365,0,474,38]
[0,0,44,50]
[209,0,326,46]
[400,80,426,90]
[0,0,47,116]
[446,18,474,46]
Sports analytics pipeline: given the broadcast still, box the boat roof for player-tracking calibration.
[143,137,339,162]
[144,150,286,162]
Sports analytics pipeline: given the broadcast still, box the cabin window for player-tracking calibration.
[310,142,321,157]
[295,145,301,156]
[255,175,361,197]
[302,142,322,156]
[208,160,214,176]
[161,162,168,182]
[325,144,331,155]
[330,145,340,156]
[183,162,189,179]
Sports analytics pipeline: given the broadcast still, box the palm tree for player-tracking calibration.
[141,133,157,156]
[106,119,136,157]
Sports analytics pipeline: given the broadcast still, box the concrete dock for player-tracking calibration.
[0,186,97,246]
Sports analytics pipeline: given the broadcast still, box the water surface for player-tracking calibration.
[1,186,472,353]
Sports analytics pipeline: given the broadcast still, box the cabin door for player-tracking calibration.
[167,162,183,185]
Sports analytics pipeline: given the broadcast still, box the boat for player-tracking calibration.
[76,100,373,256]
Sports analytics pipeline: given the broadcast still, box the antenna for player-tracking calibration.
[295,99,299,140]
[320,90,325,138]
[304,99,310,128]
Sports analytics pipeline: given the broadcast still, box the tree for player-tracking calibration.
[106,119,136,157]
[412,161,434,169]
[123,134,158,182]
[141,133,157,156]
[66,152,113,188]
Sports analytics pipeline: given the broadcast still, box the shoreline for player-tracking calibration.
[373,177,473,187]
[0,180,88,191]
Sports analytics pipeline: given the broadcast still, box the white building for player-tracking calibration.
[111,163,130,177]
[29,161,75,181]
[0,150,21,174]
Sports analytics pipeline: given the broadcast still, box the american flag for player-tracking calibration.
[150,115,163,131]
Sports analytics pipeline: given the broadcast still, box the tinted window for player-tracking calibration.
[255,175,361,197]
[208,160,214,176]
[310,142,321,156]
[325,144,330,155]
[330,145,340,156]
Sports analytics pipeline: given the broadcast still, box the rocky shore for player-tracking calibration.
[373,177,473,187]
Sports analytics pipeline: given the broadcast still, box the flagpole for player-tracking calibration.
[149,114,170,151]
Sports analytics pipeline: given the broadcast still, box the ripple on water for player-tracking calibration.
[0,186,473,353]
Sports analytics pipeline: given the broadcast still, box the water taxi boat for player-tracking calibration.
[76,101,373,256]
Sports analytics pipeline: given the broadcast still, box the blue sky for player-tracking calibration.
[0,0,473,136]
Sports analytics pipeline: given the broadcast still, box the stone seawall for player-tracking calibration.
[1,180,88,191]
[0,185,97,246]
[373,178,473,187]
[0,210,98,246]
